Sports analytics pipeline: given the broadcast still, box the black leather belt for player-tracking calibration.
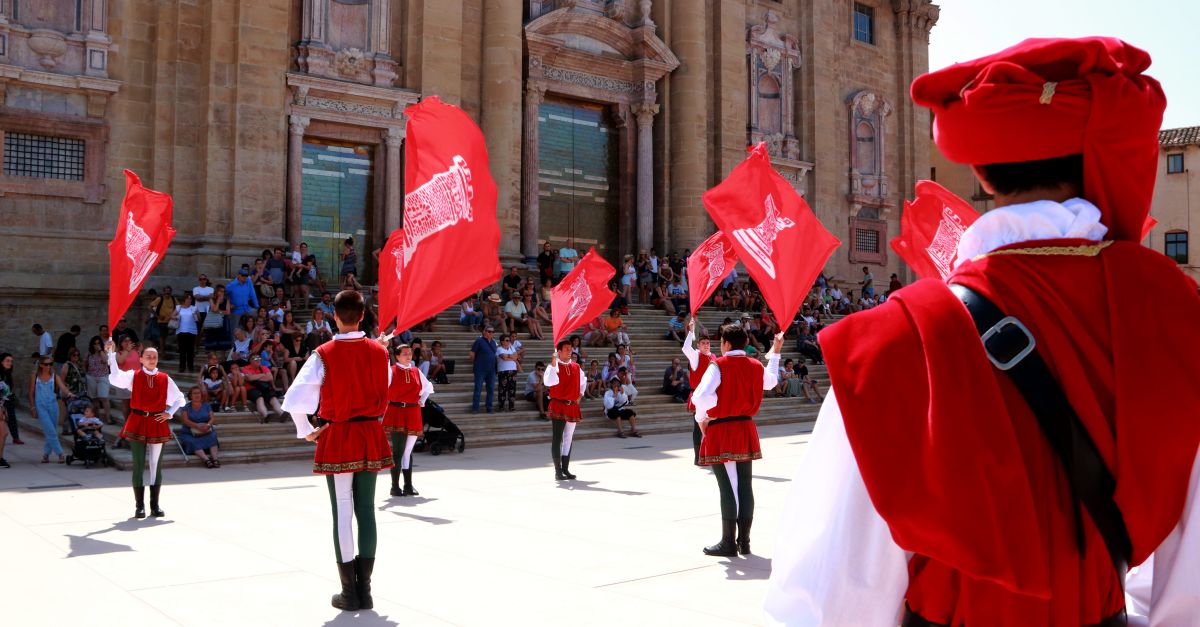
[950,284,1131,586]
[129,408,161,417]
[550,398,576,405]
[389,401,418,408]
[708,416,751,426]
[903,607,1126,627]
[316,415,382,427]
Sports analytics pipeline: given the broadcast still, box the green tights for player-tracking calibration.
[326,471,378,563]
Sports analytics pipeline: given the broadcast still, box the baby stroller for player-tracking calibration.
[65,402,110,468]
[417,400,465,456]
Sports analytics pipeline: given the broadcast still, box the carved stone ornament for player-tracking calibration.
[335,48,368,78]
[27,29,68,70]
[306,95,395,118]
[747,8,802,161]
[542,66,641,95]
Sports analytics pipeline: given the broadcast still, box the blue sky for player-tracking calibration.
[928,0,1199,129]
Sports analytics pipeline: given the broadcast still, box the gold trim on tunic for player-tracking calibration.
[975,240,1112,262]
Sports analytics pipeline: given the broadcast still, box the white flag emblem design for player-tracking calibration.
[925,206,968,278]
[731,194,795,280]
[566,270,592,320]
[124,212,159,294]
[401,155,475,266]
[699,237,730,294]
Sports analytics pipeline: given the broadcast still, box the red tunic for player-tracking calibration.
[822,240,1200,625]
[383,364,423,435]
[698,355,763,465]
[547,361,583,423]
[120,370,173,444]
[686,352,713,412]
[311,339,393,475]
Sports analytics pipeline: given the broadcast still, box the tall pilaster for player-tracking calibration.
[481,0,525,262]
[521,81,547,260]
[667,1,709,252]
[286,115,310,245]
[633,102,659,253]
[384,126,403,234]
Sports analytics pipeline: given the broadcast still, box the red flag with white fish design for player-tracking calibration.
[687,231,738,314]
[890,180,980,280]
[551,248,616,345]
[107,170,176,336]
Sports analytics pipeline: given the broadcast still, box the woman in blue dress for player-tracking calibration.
[178,387,221,468]
[29,356,75,462]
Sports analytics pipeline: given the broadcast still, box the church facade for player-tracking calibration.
[0,0,938,345]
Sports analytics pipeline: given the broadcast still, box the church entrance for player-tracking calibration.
[300,139,376,285]
[537,98,621,267]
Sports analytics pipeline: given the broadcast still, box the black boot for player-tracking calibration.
[389,467,403,497]
[736,517,753,555]
[148,484,165,517]
[561,455,577,480]
[133,486,146,519]
[703,520,738,557]
[331,560,360,611]
[355,556,375,610]
[402,467,419,496]
[553,455,566,481]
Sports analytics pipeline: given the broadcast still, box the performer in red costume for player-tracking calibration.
[383,343,432,497]
[281,290,392,612]
[681,317,713,466]
[543,339,586,481]
[105,341,185,519]
[765,38,1200,626]
[692,324,781,557]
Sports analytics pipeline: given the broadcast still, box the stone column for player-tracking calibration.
[668,1,709,252]
[521,80,547,260]
[286,115,310,244]
[383,126,403,234]
[481,0,525,262]
[633,102,658,253]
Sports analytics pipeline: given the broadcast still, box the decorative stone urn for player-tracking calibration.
[27,29,68,70]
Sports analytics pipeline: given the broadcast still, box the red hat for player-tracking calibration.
[912,37,1165,242]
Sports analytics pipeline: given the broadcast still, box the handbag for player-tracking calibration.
[167,317,180,331]
[189,424,211,437]
[443,359,456,376]
[203,312,224,329]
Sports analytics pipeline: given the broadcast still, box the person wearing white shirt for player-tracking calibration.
[32,324,53,357]
[105,340,185,519]
[173,294,200,373]
[556,239,580,278]
[382,343,433,498]
[602,377,639,438]
[280,290,392,613]
[691,325,781,558]
[306,309,334,349]
[496,335,520,412]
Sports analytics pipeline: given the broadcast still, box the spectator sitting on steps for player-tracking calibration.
[525,361,549,420]
[662,357,689,403]
[603,377,640,438]
[242,354,283,423]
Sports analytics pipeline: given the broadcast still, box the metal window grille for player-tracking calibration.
[854,227,880,254]
[3,132,86,181]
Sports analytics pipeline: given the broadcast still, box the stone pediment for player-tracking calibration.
[526,8,679,72]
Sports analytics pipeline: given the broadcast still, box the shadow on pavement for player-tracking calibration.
[64,517,173,558]
[321,610,400,627]
[722,554,772,581]
[554,480,647,496]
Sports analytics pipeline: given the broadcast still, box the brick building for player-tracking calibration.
[0,0,939,359]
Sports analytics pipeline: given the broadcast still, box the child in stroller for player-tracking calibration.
[67,402,110,467]
[418,400,465,455]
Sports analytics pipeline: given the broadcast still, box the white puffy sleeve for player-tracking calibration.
[763,389,910,626]
[691,362,722,423]
[280,353,324,439]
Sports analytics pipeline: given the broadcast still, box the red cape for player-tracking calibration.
[821,240,1200,624]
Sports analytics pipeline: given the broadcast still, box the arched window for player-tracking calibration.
[756,74,782,135]
[855,121,876,175]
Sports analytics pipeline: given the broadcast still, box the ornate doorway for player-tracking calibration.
[300,139,376,284]
[537,98,620,265]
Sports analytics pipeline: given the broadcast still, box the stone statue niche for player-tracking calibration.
[747,9,801,161]
[847,89,893,206]
[295,0,398,87]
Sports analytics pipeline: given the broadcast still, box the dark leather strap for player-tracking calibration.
[129,408,160,417]
[949,284,1131,584]
[903,606,1127,627]
[316,414,382,427]
[550,398,576,405]
[708,416,751,426]
[388,401,418,408]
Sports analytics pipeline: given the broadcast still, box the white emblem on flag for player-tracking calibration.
[566,270,592,321]
[699,237,730,293]
[731,194,795,279]
[390,244,405,281]
[925,206,968,279]
[124,212,159,294]
[401,155,475,266]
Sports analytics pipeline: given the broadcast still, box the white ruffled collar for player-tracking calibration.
[955,197,1108,268]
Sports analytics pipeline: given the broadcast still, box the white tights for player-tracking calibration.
[401,434,417,470]
[144,443,163,486]
[561,422,577,456]
[725,461,739,515]
[332,473,355,563]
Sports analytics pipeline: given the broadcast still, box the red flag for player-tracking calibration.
[377,228,405,331]
[551,248,616,345]
[107,170,176,335]
[701,143,839,328]
[393,96,501,333]
[890,180,980,281]
[688,231,738,313]
[1141,215,1157,241]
